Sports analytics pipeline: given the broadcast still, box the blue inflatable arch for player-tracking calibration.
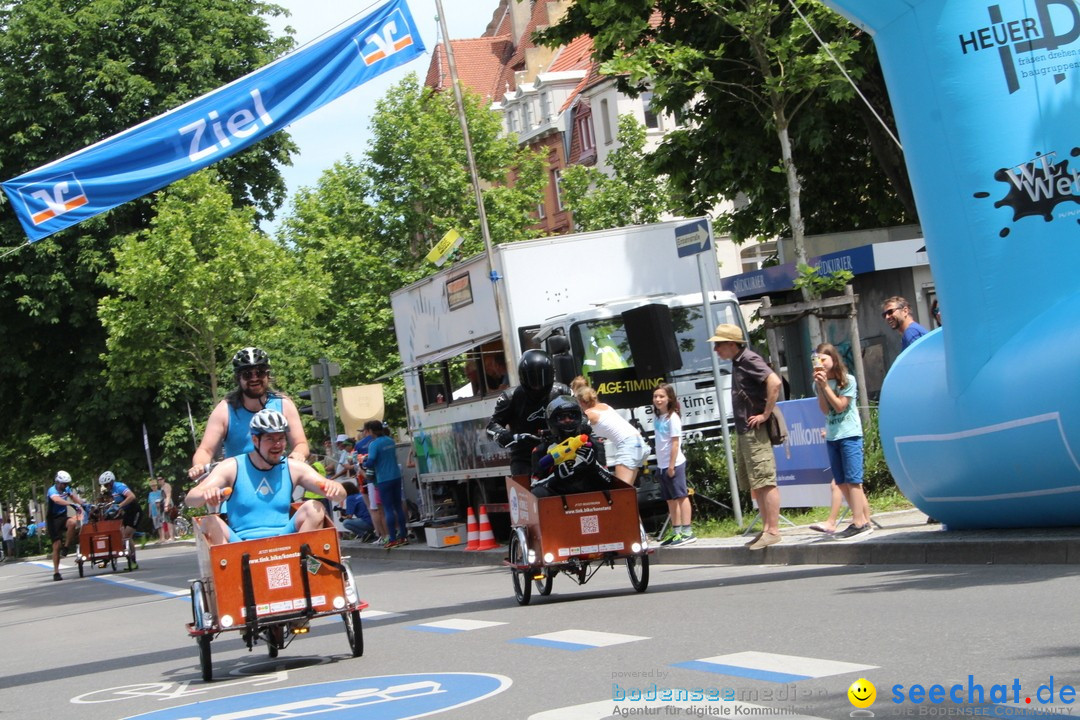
[821,0,1080,528]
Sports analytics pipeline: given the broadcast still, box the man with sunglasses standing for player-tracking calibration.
[881,296,930,350]
[188,347,310,481]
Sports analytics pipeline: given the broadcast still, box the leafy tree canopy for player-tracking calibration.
[279,74,549,425]
[538,0,913,247]
[0,0,298,503]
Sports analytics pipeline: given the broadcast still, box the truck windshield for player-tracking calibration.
[570,301,742,378]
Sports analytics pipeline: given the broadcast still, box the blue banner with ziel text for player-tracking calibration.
[1,0,425,242]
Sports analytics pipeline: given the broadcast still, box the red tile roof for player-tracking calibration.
[424,36,516,102]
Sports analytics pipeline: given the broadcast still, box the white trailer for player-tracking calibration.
[388,219,746,521]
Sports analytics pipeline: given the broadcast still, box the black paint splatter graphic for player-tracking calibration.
[975,147,1080,235]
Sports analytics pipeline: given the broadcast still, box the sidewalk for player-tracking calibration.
[340,509,1080,566]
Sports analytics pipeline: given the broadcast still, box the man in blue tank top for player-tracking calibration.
[98,470,143,568]
[184,409,345,544]
[188,347,310,482]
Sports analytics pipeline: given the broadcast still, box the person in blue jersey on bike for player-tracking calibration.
[47,471,88,581]
[184,409,345,545]
[98,470,143,569]
[188,347,309,481]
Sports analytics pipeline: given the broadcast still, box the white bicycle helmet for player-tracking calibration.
[98,470,116,485]
[55,470,72,485]
[250,408,289,436]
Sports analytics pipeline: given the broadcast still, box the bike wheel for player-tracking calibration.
[344,610,364,657]
[198,635,213,682]
[174,516,192,538]
[627,554,650,592]
[267,626,284,658]
[509,530,532,606]
[190,581,210,630]
[534,567,554,596]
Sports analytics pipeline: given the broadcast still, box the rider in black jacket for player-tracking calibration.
[487,350,570,483]
[531,395,613,498]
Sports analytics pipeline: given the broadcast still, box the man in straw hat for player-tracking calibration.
[709,324,783,550]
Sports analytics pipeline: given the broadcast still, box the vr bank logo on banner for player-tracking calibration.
[22,173,88,226]
[357,8,415,66]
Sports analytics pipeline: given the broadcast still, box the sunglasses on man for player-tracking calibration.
[239,368,269,380]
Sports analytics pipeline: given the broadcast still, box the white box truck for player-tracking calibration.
[387,219,746,522]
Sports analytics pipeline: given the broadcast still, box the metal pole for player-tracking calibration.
[320,357,339,442]
[434,0,519,380]
[845,285,871,429]
[142,423,156,478]
[697,221,741,526]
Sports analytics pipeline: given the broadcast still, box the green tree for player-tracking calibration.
[280,75,549,422]
[561,114,674,231]
[0,0,297,500]
[98,170,324,471]
[538,0,913,254]
[363,74,547,259]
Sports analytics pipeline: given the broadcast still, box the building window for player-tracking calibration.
[600,99,612,144]
[577,114,595,152]
[642,92,660,130]
[540,92,551,122]
[507,108,517,133]
[552,169,565,211]
[522,101,533,130]
[537,201,546,219]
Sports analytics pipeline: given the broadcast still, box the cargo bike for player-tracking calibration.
[75,505,135,577]
[505,476,652,605]
[186,511,367,681]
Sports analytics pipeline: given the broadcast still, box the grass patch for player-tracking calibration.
[685,486,914,539]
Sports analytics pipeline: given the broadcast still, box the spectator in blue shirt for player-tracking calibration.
[362,421,406,548]
[882,296,930,349]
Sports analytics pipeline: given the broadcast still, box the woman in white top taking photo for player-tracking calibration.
[572,378,649,486]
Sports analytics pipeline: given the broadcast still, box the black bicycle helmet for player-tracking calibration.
[518,350,554,393]
[546,395,585,439]
[232,346,270,373]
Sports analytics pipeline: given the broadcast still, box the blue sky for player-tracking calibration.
[265,0,494,232]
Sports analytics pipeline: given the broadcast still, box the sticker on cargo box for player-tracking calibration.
[599,542,625,552]
[304,556,322,575]
[266,564,292,589]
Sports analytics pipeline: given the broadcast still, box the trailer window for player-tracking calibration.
[448,355,479,401]
[419,364,449,407]
[477,340,509,394]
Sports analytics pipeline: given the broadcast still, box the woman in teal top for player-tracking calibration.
[812,343,872,540]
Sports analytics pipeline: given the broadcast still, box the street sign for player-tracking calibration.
[675,218,711,258]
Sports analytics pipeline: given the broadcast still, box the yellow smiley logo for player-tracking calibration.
[848,678,876,709]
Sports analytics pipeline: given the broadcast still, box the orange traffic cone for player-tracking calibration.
[475,505,499,551]
[465,507,479,551]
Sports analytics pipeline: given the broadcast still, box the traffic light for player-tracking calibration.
[298,384,331,420]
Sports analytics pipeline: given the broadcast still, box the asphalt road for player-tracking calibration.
[2,545,1079,720]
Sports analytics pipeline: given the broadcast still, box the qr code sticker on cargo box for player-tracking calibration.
[580,515,599,535]
[266,564,292,590]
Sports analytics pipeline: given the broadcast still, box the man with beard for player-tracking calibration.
[188,347,309,481]
[487,350,570,486]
